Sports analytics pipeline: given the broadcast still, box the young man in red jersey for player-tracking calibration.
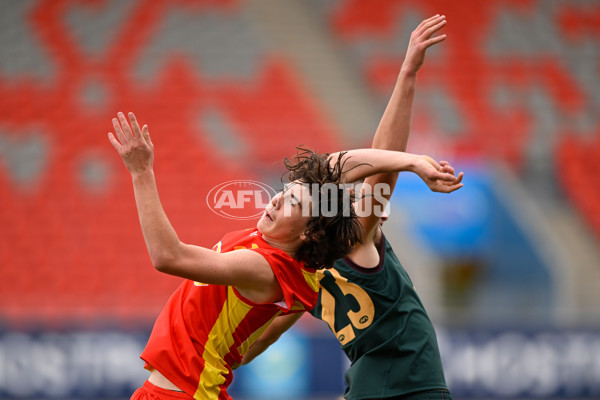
[241,15,458,400]
[108,16,462,398]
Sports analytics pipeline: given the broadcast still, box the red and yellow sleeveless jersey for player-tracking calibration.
[140,228,319,400]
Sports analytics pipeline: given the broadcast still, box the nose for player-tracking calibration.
[271,192,282,209]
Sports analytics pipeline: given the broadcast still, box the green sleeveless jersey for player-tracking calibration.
[310,234,448,400]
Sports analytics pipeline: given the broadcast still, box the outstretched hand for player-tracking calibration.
[108,112,154,175]
[402,14,447,76]
[413,155,464,193]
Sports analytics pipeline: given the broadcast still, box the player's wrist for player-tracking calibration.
[400,153,420,172]
[399,66,418,79]
[131,168,155,182]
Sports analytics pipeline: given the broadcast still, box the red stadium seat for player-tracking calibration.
[0,0,340,324]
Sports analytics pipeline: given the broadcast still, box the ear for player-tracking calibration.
[299,232,308,241]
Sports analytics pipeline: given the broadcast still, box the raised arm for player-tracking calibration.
[362,15,449,238]
[372,14,446,153]
[108,112,281,304]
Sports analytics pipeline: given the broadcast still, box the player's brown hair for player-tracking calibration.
[283,147,363,269]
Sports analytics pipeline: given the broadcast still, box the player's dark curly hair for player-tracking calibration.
[283,147,363,270]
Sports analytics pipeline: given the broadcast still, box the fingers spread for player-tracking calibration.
[112,112,151,150]
[117,112,133,138]
[423,18,447,39]
[128,112,143,139]
[112,117,126,143]
[418,15,443,32]
[418,14,441,29]
[108,132,122,151]
[424,34,447,47]
[417,15,445,38]
[142,124,153,147]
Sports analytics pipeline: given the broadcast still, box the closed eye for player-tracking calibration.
[290,193,300,207]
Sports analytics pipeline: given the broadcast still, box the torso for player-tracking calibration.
[141,228,319,399]
[148,369,183,392]
[310,232,448,399]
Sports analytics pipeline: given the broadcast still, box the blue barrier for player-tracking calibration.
[1,327,599,399]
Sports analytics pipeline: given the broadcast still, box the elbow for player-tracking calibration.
[149,245,181,273]
[150,253,173,273]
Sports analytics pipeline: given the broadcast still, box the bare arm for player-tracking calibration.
[372,14,447,153]
[328,147,462,271]
[362,14,448,238]
[328,148,462,192]
[325,17,456,187]
[240,313,303,366]
[108,112,281,304]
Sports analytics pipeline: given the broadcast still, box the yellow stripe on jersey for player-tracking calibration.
[236,310,282,357]
[194,286,253,399]
[301,268,319,293]
[290,299,307,312]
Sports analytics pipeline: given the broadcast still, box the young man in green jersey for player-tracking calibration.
[241,15,458,400]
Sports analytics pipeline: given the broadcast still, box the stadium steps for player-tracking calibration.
[246,0,381,147]
[547,206,600,322]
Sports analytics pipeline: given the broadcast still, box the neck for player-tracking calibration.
[260,234,300,258]
[373,226,383,247]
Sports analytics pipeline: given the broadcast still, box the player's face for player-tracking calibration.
[379,211,389,226]
[257,181,311,248]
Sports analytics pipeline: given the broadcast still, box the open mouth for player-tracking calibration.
[265,211,273,222]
